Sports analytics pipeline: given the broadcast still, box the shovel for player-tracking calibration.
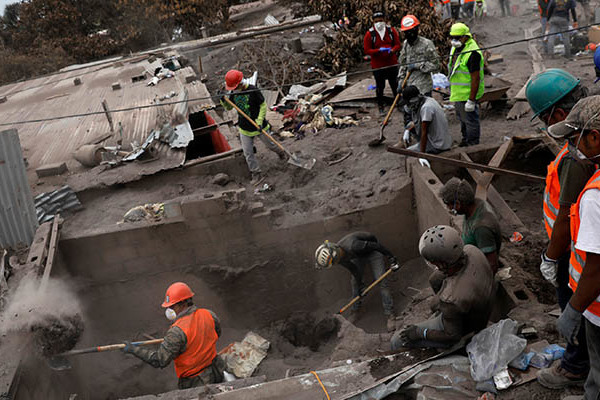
[339,263,400,314]
[368,70,412,147]
[224,97,316,170]
[48,338,164,371]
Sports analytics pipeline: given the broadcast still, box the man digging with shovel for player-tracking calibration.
[315,232,400,332]
[121,282,225,389]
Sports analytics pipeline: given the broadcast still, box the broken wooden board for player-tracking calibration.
[475,139,514,201]
[488,54,504,64]
[329,78,393,104]
[507,101,531,120]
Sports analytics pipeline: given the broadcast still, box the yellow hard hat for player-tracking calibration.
[450,23,471,37]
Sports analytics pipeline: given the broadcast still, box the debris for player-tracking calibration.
[112,82,121,90]
[466,319,527,382]
[530,352,553,368]
[73,78,82,86]
[122,203,165,223]
[264,14,279,26]
[547,307,561,317]
[73,144,106,167]
[432,73,450,90]
[254,183,273,194]
[521,327,538,338]
[509,231,524,243]
[589,26,600,45]
[35,186,82,223]
[495,267,511,281]
[211,173,230,186]
[493,368,512,390]
[220,331,270,378]
[507,101,531,120]
[35,162,68,178]
[327,150,352,166]
[508,351,535,370]
[488,54,504,64]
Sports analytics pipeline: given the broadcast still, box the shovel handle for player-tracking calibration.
[339,268,395,314]
[382,93,401,127]
[224,97,291,157]
[60,338,164,357]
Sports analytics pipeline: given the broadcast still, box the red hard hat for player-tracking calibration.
[225,69,243,91]
[401,15,420,31]
[162,282,194,308]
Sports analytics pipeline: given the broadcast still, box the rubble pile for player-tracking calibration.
[307,0,453,73]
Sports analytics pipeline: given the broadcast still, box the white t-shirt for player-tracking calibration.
[575,188,600,326]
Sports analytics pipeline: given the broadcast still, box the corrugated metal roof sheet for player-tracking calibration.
[0,129,38,249]
[0,53,220,190]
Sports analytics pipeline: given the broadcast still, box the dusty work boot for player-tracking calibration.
[537,364,587,389]
[386,315,396,332]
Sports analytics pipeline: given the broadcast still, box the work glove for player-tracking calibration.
[408,63,419,72]
[122,341,137,354]
[379,47,392,53]
[403,129,411,144]
[405,121,415,131]
[540,252,559,287]
[557,303,583,345]
[418,158,431,168]
[400,325,426,342]
[465,99,477,112]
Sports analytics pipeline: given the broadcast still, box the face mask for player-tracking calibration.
[405,31,418,44]
[374,22,386,32]
[451,39,463,48]
[165,308,177,321]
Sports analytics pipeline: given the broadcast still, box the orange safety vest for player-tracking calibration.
[172,308,218,379]
[569,169,600,319]
[442,0,451,4]
[543,143,570,240]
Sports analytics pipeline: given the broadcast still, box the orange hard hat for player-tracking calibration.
[162,282,195,308]
[225,69,244,91]
[401,15,420,31]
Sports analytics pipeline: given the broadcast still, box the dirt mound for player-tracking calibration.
[32,314,84,357]
[280,312,340,351]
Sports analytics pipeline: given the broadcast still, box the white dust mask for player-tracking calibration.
[374,22,386,34]
[451,39,463,48]
[165,308,177,321]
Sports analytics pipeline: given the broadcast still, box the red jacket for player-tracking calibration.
[363,26,401,70]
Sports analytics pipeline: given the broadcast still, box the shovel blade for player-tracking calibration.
[47,356,72,371]
[287,153,316,170]
[368,136,386,147]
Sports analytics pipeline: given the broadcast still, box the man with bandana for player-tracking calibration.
[397,15,440,98]
[363,11,401,116]
[398,85,452,167]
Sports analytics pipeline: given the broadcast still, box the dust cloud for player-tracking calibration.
[0,276,84,355]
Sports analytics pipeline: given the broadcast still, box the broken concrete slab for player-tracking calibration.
[35,162,68,178]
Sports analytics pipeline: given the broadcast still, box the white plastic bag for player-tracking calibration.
[466,319,527,381]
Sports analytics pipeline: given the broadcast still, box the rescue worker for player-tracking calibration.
[463,0,475,17]
[399,86,452,164]
[448,23,484,147]
[549,96,600,400]
[363,11,401,116]
[391,225,495,349]
[539,0,551,53]
[498,0,511,16]
[525,69,591,389]
[450,0,462,19]
[122,282,224,389]
[439,0,452,20]
[474,0,487,20]
[439,178,502,273]
[221,69,286,185]
[397,15,440,98]
[546,0,578,58]
[314,232,399,332]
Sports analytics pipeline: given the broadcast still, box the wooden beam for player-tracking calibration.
[460,153,526,234]
[39,214,61,292]
[386,146,545,182]
[475,138,514,201]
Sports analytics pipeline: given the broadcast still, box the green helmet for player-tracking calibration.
[526,69,580,119]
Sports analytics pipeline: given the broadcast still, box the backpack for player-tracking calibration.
[369,26,395,49]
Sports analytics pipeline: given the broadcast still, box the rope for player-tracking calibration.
[310,370,331,400]
[0,22,598,127]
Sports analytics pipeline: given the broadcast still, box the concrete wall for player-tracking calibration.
[51,181,418,399]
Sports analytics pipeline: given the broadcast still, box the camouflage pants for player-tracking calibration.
[178,355,225,390]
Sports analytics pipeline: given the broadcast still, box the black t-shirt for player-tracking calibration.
[466,51,481,74]
[227,84,267,132]
[337,231,393,287]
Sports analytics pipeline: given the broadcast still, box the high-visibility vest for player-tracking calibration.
[569,169,600,320]
[172,308,218,379]
[442,0,451,4]
[543,143,570,239]
[448,38,485,102]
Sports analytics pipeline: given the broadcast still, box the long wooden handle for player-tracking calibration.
[224,97,290,156]
[382,70,412,128]
[61,338,164,356]
[401,70,412,91]
[339,268,394,314]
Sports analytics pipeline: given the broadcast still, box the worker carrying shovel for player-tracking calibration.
[315,232,399,332]
[221,69,286,185]
[121,282,225,389]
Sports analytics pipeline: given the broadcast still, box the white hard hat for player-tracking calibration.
[315,241,340,269]
[418,225,464,265]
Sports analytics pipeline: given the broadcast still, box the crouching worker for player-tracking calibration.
[122,282,225,389]
[391,225,495,350]
[315,232,398,332]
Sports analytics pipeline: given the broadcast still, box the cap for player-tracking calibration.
[399,85,421,106]
[373,11,385,19]
[547,96,600,139]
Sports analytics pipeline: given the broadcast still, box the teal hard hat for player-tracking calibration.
[526,69,580,119]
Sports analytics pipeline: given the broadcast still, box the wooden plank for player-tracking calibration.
[476,139,514,200]
[460,152,526,234]
[387,147,545,182]
[39,215,60,292]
